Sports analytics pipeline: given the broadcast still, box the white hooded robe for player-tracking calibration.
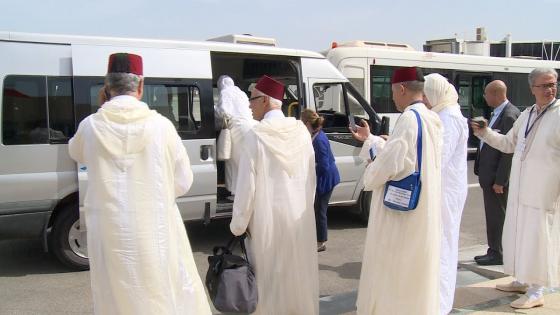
[68,95,211,315]
[230,112,319,315]
[424,73,469,315]
[356,103,442,315]
[479,100,560,287]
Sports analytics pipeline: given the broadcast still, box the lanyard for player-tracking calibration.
[524,99,555,138]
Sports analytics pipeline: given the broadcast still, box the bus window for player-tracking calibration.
[370,65,398,114]
[492,72,534,110]
[472,77,490,110]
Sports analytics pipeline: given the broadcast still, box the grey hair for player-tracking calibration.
[254,88,283,108]
[402,80,425,93]
[528,68,558,86]
[105,73,142,96]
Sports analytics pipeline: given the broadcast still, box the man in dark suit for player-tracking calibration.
[474,80,521,265]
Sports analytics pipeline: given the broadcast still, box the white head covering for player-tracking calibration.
[424,73,459,113]
[216,75,253,121]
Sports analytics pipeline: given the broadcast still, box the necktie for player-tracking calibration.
[489,111,495,127]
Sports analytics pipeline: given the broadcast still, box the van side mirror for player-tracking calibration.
[380,116,390,135]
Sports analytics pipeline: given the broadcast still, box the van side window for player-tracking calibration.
[313,83,348,133]
[73,77,213,140]
[47,77,75,143]
[142,84,202,134]
[2,76,48,145]
[2,75,75,145]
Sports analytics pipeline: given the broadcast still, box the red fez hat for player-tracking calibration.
[107,53,143,76]
[391,67,424,84]
[255,75,284,101]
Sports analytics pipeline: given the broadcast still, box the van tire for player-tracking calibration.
[358,191,372,224]
[49,205,89,271]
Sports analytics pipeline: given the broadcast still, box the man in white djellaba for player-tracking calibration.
[424,73,468,315]
[68,53,211,315]
[471,67,560,309]
[230,75,319,315]
[215,75,257,195]
[351,67,443,315]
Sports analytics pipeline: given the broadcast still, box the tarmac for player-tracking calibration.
[316,244,560,315]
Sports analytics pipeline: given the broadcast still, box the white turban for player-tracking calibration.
[424,73,459,113]
[216,75,253,121]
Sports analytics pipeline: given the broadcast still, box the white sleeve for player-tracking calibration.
[363,113,417,190]
[480,111,524,154]
[359,134,387,161]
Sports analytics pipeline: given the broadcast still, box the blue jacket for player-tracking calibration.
[312,130,340,195]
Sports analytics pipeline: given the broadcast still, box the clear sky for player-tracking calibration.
[2,0,558,52]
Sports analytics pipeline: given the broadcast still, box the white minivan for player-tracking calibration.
[0,32,385,269]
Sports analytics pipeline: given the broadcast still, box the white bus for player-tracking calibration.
[324,40,560,148]
[0,32,384,269]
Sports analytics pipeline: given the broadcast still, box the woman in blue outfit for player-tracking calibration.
[301,109,340,252]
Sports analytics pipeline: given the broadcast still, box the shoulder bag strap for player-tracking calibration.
[409,109,422,174]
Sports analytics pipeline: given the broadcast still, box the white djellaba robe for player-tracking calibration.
[68,95,211,315]
[230,110,319,315]
[356,102,443,315]
[424,73,469,315]
[478,99,560,287]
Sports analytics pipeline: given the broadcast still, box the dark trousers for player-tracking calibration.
[314,189,333,242]
[481,185,508,255]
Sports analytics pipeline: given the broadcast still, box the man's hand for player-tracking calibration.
[470,117,488,137]
[493,184,504,194]
[350,119,371,142]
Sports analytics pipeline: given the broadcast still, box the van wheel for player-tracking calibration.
[49,205,89,270]
[358,191,372,224]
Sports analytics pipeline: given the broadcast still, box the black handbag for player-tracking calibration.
[205,234,258,313]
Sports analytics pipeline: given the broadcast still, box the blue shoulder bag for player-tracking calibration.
[383,109,422,211]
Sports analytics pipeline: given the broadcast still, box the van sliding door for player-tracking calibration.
[71,45,216,221]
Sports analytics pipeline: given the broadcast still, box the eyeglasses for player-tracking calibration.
[532,82,558,89]
[249,95,265,102]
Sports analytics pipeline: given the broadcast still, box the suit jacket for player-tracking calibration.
[474,102,521,188]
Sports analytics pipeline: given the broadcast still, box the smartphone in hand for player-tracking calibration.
[349,114,357,132]
[470,116,487,128]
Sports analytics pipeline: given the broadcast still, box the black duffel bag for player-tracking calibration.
[205,234,258,313]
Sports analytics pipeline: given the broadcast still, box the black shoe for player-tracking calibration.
[474,248,497,261]
[474,253,487,261]
[475,253,503,266]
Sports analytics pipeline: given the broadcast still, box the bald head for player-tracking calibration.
[484,80,508,108]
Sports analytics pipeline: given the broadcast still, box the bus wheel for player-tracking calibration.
[358,191,372,224]
[49,205,89,271]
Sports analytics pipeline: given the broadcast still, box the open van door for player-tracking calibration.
[301,58,373,206]
[71,44,217,223]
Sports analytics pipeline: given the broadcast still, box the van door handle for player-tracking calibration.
[200,145,213,161]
